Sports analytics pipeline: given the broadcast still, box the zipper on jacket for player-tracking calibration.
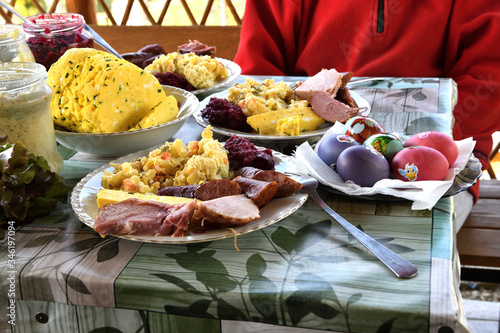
[376,0,385,33]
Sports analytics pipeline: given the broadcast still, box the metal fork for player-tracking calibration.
[285,172,418,279]
[289,77,385,90]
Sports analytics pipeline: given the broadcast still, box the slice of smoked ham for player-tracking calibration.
[294,69,343,100]
[178,40,216,57]
[340,71,354,88]
[94,198,196,237]
[309,91,359,123]
[335,87,358,108]
[192,194,260,227]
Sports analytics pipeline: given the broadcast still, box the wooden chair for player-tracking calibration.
[488,139,500,179]
[458,179,500,282]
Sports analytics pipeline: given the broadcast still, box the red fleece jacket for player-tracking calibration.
[234,0,500,202]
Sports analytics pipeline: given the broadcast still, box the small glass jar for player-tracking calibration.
[0,24,35,63]
[22,13,94,70]
[0,62,64,173]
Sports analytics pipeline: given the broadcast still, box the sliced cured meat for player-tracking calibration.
[121,44,167,69]
[121,51,152,68]
[178,40,216,57]
[335,87,358,108]
[192,194,260,227]
[238,167,302,198]
[94,198,196,237]
[158,179,241,201]
[138,44,167,56]
[294,68,343,100]
[340,71,353,88]
[309,91,359,123]
[235,176,278,207]
[158,200,197,236]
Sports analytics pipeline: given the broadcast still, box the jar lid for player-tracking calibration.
[0,62,47,93]
[23,13,85,35]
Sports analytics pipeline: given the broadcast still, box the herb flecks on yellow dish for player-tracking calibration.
[48,48,178,133]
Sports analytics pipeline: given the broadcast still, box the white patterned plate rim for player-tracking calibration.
[70,148,307,244]
[194,89,370,141]
[187,58,241,95]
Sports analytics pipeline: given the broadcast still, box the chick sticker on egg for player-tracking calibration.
[391,146,449,182]
[398,163,419,181]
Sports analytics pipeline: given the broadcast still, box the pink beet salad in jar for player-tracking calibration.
[22,13,93,70]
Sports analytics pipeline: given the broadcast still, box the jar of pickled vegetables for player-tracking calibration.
[22,13,93,70]
[0,24,35,63]
[0,62,64,173]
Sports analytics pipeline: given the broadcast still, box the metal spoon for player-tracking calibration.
[285,172,418,279]
[0,1,122,59]
[84,24,122,59]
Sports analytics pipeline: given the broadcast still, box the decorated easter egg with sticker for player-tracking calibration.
[317,134,360,168]
[343,116,386,143]
[336,145,391,187]
[363,133,404,161]
[403,131,458,167]
[391,146,449,181]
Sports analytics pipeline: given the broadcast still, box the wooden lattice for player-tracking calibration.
[0,0,60,23]
[1,0,244,60]
[0,0,242,26]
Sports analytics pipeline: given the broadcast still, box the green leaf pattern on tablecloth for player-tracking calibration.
[141,219,417,331]
[1,77,459,333]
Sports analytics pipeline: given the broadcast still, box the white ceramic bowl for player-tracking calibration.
[159,58,241,96]
[54,86,199,157]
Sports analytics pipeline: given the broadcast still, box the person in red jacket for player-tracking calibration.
[234,0,500,229]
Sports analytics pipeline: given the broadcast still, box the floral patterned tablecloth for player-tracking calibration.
[0,76,470,333]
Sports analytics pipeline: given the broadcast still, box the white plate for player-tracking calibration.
[187,58,241,96]
[70,149,308,244]
[194,89,370,141]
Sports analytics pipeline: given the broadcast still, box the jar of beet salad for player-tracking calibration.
[22,13,93,70]
[0,24,35,63]
[0,62,64,173]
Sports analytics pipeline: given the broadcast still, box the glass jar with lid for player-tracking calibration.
[22,13,94,70]
[0,62,63,173]
[0,24,35,63]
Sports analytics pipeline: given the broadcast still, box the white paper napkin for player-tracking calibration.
[290,123,476,210]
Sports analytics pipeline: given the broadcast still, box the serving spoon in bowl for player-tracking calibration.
[83,23,122,59]
[0,0,122,59]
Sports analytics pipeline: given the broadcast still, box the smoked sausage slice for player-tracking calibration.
[238,167,302,198]
[235,176,278,207]
[158,179,241,201]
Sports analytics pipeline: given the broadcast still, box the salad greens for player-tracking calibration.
[0,136,68,228]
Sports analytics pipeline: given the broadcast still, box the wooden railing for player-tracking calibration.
[1,0,243,60]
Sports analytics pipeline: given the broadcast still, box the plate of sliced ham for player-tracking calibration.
[70,149,308,244]
[194,86,370,141]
